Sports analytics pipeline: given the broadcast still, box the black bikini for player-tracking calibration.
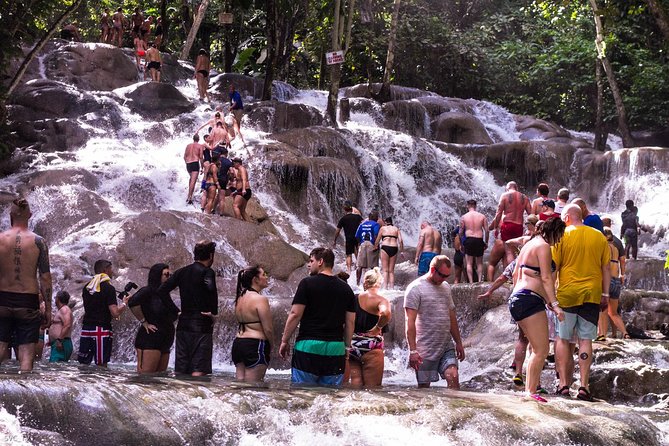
[520,260,556,274]
[380,234,399,258]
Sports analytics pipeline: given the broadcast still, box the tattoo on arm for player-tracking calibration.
[35,236,51,274]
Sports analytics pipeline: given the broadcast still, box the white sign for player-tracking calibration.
[326,50,345,65]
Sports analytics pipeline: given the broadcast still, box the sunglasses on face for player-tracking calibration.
[434,268,449,279]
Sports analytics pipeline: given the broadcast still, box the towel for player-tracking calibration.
[86,273,111,294]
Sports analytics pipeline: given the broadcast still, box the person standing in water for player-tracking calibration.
[460,199,489,283]
[333,201,363,274]
[184,134,204,205]
[128,263,179,373]
[490,181,532,265]
[0,199,52,372]
[231,157,251,221]
[232,266,274,382]
[194,49,211,102]
[49,291,73,363]
[414,221,442,276]
[145,42,161,82]
[374,217,403,289]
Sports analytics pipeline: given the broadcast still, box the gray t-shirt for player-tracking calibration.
[404,276,456,361]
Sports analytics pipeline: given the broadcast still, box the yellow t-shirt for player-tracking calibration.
[552,225,610,308]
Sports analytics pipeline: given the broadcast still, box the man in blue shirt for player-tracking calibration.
[355,211,380,285]
[229,84,244,128]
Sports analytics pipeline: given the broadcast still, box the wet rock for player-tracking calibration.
[16,168,99,194]
[272,80,299,101]
[382,100,430,138]
[211,73,264,100]
[415,96,473,119]
[10,80,101,119]
[431,111,493,144]
[158,53,193,84]
[590,362,669,402]
[631,128,669,148]
[124,82,195,120]
[341,83,437,101]
[272,126,358,159]
[245,101,324,133]
[348,98,383,123]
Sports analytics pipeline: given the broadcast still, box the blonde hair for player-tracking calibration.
[363,267,383,290]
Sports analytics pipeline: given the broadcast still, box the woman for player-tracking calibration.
[347,267,391,388]
[374,217,403,289]
[596,227,629,340]
[100,8,112,43]
[232,266,273,382]
[128,263,180,373]
[194,49,211,102]
[203,153,220,214]
[509,217,565,402]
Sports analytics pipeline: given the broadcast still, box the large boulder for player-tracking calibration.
[341,83,437,101]
[124,82,195,120]
[158,53,193,84]
[381,100,430,137]
[431,111,493,144]
[211,73,264,101]
[9,80,101,119]
[245,101,324,133]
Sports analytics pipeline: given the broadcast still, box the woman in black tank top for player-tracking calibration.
[346,267,392,388]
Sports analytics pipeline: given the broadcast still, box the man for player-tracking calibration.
[214,146,233,216]
[49,291,73,362]
[111,7,126,47]
[78,260,128,367]
[620,199,640,260]
[405,255,465,389]
[279,247,355,387]
[414,221,442,276]
[231,157,251,221]
[355,211,381,284]
[552,204,610,401]
[530,183,551,215]
[131,7,144,38]
[460,199,489,283]
[0,198,52,372]
[209,120,229,149]
[572,198,603,232]
[490,181,532,265]
[229,84,244,130]
[184,134,204,205]
[145,42,161,82]
[333,201,364,273]
[158,241,218,376]
[554,187,570,215]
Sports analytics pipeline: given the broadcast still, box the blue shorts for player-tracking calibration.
[557,303,599,341]
[508,288,546,322]
[291,368,344,387]
[609,277,622,299]
[49,337,73,362]
[415,348,458,384]
[418,252,437,276]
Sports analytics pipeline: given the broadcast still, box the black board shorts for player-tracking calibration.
[175,330,213,375]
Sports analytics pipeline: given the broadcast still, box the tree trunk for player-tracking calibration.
[643,0,669,42]
[377,0,401,103]
[326,0,343,127]
[593,60,608,151]
[262,0,277,101]
[589,0,634,148]
[180,0,210,60]
[159,0,169,51]
[5,0,85,99]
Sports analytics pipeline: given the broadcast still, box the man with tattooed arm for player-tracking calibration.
[0,198,52,372]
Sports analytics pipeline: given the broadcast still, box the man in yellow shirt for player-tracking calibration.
[552,204,610,402]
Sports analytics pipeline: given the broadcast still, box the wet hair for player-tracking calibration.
[466,199,476,206]
[310,247,335,268]
[235,265,263,304]
[601,217,612,227]
[10,198,30,220]
[199,49,208,56]
[625,199,635,209]
[363,267,383,290]
[215,112,221,118]
[603,227,613,237]
[193,240,216,261]
[55,291,70,305]
[539,216,566,245]
[336,271,350,282]
[385,216,393,225]
[193,134,200,142]
[232,157,242,164]
[557,188,569,201]
[369,211,379,221]
[147,263,169,290]
[429,255,451,270]
[537,183,549,196]
[94,259,112,274]
[343,200,353,211]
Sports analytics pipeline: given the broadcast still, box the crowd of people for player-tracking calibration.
[0,177,646,403]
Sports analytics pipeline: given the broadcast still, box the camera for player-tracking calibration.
[118,281,138,299]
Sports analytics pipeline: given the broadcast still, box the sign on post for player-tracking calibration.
[326,50,345,65]
[219,12,233,25]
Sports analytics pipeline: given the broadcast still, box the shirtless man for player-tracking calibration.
[414,221,442,276]
[100,8,112,43]
[490,181,531,265]
[231,158,252,221]
[184,134,204,205]
[530,183,551,215]
[209,121,229,149]
[460,199,489,283]
[140,16,154,43]
[49,291,73,362]
[0,199,52,372]
[197,108,224,134]
[131,8,144,38]
[111,7,125,47]
[145,43,161,82]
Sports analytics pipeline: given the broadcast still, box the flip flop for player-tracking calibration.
[595,335,606,342]
[555,385,571,397]
[513,374,524,386]
[529,393,547,403]
[577,386,595,402]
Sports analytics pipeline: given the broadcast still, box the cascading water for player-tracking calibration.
[2,42,669,445]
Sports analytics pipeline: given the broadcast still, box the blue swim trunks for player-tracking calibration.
[418,252,437,276]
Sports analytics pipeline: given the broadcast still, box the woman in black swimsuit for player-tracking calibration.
[346,267,391,388]
[194,49,211,102]
[231,266,274,382]
[128,263,180,373]
[374,217,403,289]
[509,217,565,402]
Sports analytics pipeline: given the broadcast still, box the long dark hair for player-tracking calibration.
[540,217,566,246]
[147,263,169,290]
[235,265,262,305]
